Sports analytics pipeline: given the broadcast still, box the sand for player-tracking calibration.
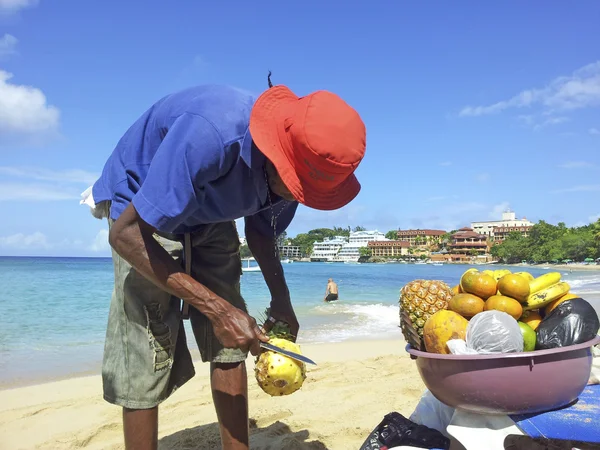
[0,339,426,450]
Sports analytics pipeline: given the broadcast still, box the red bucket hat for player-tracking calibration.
[249,85,366,211]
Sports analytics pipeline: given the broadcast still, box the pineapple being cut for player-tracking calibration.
[254,319,306,396]
[399,280,453,350]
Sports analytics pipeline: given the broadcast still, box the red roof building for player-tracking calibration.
[449,227,489,255]
[368,240,410,257]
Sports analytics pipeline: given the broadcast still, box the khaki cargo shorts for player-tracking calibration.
[99,202,248,409]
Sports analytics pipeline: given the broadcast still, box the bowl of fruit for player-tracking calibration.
[400,270,600,415]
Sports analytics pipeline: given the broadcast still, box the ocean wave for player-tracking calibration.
[299,302,402,344]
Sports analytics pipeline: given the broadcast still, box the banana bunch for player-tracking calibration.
[522,272,571,311]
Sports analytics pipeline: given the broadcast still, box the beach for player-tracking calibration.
[0,339,426,450]
[2,258,600,449]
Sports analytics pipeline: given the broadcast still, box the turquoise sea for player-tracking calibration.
[1,257,599,388]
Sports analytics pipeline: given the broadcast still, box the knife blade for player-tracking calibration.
[260,342,317,365]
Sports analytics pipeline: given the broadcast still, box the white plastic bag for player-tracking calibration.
[447,339,480,355]
[409,389,455,437]
[466,310,523,354]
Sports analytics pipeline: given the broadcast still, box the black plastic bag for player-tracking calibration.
[535,298,600,350]
[359,411,450,450]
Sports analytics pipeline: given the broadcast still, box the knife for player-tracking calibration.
[260,342,317,365]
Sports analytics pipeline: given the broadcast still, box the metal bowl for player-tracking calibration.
[406,336,600,415]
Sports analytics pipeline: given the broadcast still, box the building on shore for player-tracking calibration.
[310,236,348,262]
[310,230,389,262]
[492,225,533,244]
[368,240,410,258]
[278,245,302,259]
[336,230,388,262]
[471,209,533,239]
[448,227,489,257]
[396,229,447,246]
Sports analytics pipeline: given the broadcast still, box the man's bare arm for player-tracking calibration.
[245,215,299,337]
[109,202,267,354]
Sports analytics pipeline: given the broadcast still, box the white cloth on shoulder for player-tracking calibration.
[80,186,109,220]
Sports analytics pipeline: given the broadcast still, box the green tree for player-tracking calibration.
[239,245,252,259]
[385,230,398,240]
[359,247,372,257]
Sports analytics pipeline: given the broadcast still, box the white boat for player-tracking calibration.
[432,263,443,266]
[242,258,261,273]
[281,258,293,264]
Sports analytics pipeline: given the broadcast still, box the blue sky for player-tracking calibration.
[0,1,599,256]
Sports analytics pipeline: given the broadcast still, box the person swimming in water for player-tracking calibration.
[324,278,339,302]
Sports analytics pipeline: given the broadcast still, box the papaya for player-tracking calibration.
[485,295,523,320]
[460,271,497,299]
[448,293,485,318]
[423,310,469,354]
[497,274,530,303]
[520,310,542,331]
[544,292,578,316]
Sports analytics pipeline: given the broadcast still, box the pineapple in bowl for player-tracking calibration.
[399,280,453,351]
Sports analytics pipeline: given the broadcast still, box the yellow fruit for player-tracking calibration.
[523,281,571,311]
[544,292,579,316]
[529,272,561,294]
[423,310,469,354]
[460,271,497,300]
[448,293,485,318]
[482,270,494,278]
[451,284,462,295]
[255,337,306,396]
[485,295,523,320]
[514,271,534,281]
[520,310,542,331]
[493,269,512,281]
[497,274,531,303]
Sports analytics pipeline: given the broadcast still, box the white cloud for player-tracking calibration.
[558,161,596,169]
[0,182,80,201]
[0,166,98,184]
[0,0,37,14]
[489,202,510,220]
[0,70,60,136]
[475,172,490,182]
[460,61,600,117]
[590,128,600,135]
[0,231,49,249]
[89,229,110,252]
[0,34,18,60]
[551,184,600,194]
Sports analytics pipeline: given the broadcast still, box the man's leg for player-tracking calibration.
[211,362,249,449]
[123,408,158,450]
[188,221,251,450]
[102,222,196,449]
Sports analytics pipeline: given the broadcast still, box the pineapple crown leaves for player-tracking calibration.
[258,307,296,341]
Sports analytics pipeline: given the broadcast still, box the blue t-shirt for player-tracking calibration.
[92,85,298,237]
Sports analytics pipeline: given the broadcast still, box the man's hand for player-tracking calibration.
[264,302,300,342]
[213,307,269,356]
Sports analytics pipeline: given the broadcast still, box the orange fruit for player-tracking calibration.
[544,293,579,316]
[520,310,542,331]
[423,310,469,354]
[497,274,531,303]
[460,271,497,300]
[449,293,485,318]
[484,295,523,320]
[451,284,462,295]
